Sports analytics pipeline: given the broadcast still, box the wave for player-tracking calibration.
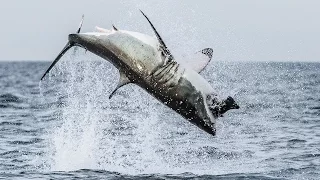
[0,93,23,103]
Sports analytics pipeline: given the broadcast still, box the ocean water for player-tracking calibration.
[0,53,319,179]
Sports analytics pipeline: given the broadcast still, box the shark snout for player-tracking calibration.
[225,96,240,110]
[233,103,240,109]
[207,95,239,118]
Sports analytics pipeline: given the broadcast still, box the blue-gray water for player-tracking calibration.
[0,55,319,179]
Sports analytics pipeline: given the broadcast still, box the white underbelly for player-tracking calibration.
[181,67,215,95]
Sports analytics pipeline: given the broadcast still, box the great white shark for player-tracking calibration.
[41,11,239,136]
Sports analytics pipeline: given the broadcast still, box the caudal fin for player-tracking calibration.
[41,15,84,81]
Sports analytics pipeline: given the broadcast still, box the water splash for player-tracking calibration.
[39,49,259,176]
[41,49,165,173]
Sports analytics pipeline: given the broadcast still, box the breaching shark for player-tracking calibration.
[41,11,239,136]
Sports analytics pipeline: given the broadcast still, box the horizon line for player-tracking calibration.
[0,59,319,63]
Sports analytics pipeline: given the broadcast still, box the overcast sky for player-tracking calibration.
[0,0,319,62]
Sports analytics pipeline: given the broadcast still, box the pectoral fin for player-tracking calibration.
[183,48,213,73]
[140,10,174,62]
[109,71,131,99]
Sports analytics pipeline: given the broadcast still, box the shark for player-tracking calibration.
[41,11,239,136]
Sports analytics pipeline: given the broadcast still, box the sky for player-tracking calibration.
[0,0,319,62]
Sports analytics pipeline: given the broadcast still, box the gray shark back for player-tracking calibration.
[96,31,164,77]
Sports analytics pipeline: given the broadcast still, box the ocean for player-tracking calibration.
[0,53,319,179]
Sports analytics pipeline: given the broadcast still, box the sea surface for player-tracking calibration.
[0,53,319,179]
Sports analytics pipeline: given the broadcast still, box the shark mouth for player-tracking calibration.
[207,95,240,118]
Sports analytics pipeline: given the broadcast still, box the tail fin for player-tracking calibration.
[40,43,73,80]
[41,15,84,81]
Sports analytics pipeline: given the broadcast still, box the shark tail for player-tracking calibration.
[40,15,84,81]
